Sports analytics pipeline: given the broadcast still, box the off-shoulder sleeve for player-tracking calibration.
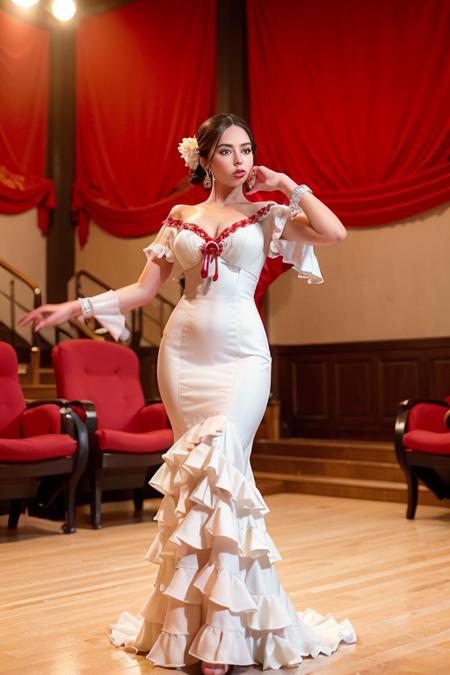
[143,221,176,263]
[265,203,323,284]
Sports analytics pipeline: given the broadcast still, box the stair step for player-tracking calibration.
[254,438,395,462]
[253,470,450,508]
[254,478,285,496]
[251,453,404,483]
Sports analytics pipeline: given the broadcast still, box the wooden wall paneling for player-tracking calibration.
[334,357,372,420]
[377,358,421,421]
[292,359,328,418]
[430,357,450,398]
[271,337,450,441]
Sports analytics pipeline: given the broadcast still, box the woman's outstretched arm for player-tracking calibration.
[20,257,173,332]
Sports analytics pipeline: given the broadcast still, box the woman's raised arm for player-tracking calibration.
[249,165,347,245]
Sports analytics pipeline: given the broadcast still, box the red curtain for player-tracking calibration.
[74,0,216,246]
[247,0,450,227]
[0,10,54,234]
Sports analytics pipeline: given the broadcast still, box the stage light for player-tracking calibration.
[51,0,76,21]
[11,0,39,7]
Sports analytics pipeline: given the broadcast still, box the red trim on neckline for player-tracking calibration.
[163,204,272,244]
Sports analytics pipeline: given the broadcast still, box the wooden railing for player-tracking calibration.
[0,257,43,382]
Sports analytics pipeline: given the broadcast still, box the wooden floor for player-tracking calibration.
[2,494,450,674]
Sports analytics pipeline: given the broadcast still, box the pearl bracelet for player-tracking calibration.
[78,297,93,318]
[289,184,313,216]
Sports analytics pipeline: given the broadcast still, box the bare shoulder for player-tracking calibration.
[167,204,185,220]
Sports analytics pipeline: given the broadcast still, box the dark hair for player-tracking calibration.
[190,113,257,185]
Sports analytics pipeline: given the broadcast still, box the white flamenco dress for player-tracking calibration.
[109,203,356,669]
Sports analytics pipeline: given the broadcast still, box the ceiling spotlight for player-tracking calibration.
[51,0,76,22]
[11,0,39,7]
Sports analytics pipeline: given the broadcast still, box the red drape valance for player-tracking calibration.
[0,10,54,233]
[247,0,450,227]
[74,0,216,246]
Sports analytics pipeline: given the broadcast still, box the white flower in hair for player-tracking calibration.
[178,136,200,171]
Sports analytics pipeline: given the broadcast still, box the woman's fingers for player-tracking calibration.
[19,309,43,327]
[19,305,57,329]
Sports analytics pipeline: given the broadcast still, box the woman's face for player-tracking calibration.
[207,124,254,188]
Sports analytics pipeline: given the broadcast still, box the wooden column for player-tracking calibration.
[46,25,76,303]
[216,0,248,119]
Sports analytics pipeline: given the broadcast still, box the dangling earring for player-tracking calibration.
[203,168,212,189]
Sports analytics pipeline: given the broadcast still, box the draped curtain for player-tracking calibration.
[74,0,216,246]
[247,0,450,227]
[0,10,54,234]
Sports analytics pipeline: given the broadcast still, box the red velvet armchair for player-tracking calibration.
[395,397,450,518]
[0,342,88,533]
[52,340,173,528]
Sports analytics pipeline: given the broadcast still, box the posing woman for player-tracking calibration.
[22,113,355,673]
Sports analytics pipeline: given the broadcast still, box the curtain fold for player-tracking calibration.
[0,10,54,233]
[247,0,450,227]
[74,0,216,246]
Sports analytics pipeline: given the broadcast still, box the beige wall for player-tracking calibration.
[73,204,450,346]
[267,203,450,344]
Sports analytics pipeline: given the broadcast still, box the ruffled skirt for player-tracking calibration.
[109,415,356,669]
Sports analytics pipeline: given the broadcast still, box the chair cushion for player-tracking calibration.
[138,402,169,432]
[53,340,145,432]
[95,428,173,454]
[0,434,77,462]
[22,404,61,438]
[404,430,450,455]
[407,402,449,433]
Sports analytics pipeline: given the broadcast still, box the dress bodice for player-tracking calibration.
[144,202,323,293]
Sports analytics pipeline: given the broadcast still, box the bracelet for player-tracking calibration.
[78,297,93,318]
[289,184,313,216]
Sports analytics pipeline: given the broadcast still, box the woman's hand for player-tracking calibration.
[19,300,81,332]
[247,165,284,194]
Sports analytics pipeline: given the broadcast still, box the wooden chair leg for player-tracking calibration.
[133,488,144,513]
[406,471,419,519]
[91,469,102,529]
[63,479,77,534]
[8,499,25,529]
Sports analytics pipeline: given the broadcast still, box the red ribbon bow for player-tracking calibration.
[200,240,224,281]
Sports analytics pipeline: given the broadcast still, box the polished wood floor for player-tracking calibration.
[2,494,450,674]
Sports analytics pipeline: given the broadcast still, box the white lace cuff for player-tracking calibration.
[78,290,130,342]
[268,204,323,284]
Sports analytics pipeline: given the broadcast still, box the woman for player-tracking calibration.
[22,113,355,673]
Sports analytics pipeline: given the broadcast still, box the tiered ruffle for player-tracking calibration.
[109,414,356,669]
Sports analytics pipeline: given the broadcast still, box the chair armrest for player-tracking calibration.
[445,409,450,430]
[398,398,450,412]
[62,408,89,478]
[138,402,169,432]
[67,400,98,439]
[21,404,62,437]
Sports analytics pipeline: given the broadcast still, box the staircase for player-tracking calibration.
[252,437,450,508]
